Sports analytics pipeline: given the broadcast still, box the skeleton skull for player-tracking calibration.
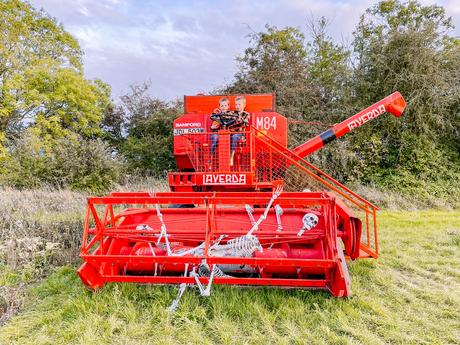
[302,213,319,231]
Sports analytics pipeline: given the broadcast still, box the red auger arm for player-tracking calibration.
[292,92,406,158]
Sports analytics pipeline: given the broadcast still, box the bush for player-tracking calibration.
[0,132,121,193]
[106,83,181,175]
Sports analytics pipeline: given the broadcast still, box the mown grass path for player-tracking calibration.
[1,210,459,344]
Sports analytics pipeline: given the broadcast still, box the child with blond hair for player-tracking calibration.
[210,97,234,155]
[229,96,250,165]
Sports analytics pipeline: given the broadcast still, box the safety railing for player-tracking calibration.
[251,127,379,258]
[181,130,252,172]
[175,126,379,258]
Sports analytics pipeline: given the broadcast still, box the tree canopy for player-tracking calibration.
[226,0,460,199]
[0,0,114,191]
[0,0,111,143]
[106,83,181,176]
[1,0,459,202]
[351,0,460,190]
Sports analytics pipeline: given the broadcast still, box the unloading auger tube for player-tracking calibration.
[292,92,406,158]
[77,92,406,311]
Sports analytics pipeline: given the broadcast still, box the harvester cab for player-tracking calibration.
[78,92,406,307]
[170,94,287,192]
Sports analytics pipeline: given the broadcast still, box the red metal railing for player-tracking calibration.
[252,128,379,258]
[181,130,252,172]
[173,127,379,257]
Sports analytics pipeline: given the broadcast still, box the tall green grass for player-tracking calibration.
[0,178,169,268]
[1,210,459,344]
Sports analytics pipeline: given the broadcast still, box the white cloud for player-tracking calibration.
[29,0,460,99]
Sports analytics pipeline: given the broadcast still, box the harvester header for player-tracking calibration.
[78,91,406,308]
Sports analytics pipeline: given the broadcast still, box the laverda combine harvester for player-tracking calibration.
[78,92,406,304]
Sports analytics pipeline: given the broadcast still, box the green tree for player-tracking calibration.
[114,83,181,175]
[0,0,111,144]
[0,0,116,189]
[227,25,317,119]
[1,130,120,193]
[299,18,364,182]
[306,17,353,114]
[227,5,460,199]
[351,0,460,189]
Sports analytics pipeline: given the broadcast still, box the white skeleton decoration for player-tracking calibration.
[274,204,283,232]
[155,204,172,255]
[246,185,283,236]
[165,186,284,312]
[130,188,294,311]
[135,224,153,231]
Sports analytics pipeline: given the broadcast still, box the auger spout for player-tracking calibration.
[292,92,406,158]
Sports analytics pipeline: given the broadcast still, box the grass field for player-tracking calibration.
[0,211,460,344]
[0,209,459,344]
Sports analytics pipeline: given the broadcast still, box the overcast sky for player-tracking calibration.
[29,0,460,100]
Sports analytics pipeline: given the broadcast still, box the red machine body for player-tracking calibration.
[170,94,287,191]
[78,92,406,298]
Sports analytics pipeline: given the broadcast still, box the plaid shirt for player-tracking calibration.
[230,111,250,132]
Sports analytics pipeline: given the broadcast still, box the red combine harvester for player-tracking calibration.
[78,92,406,305]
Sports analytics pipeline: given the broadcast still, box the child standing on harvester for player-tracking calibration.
[210,97,232,156]
[210,96,250,166]
[230,96,250,166]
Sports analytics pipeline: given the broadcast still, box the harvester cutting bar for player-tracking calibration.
[78,191,353,297]
[95,276,329,288]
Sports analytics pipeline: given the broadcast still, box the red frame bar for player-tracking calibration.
[105,275,327,288]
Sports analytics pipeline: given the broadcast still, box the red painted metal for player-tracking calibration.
[78,92,406,298]
[184,94,276,114]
